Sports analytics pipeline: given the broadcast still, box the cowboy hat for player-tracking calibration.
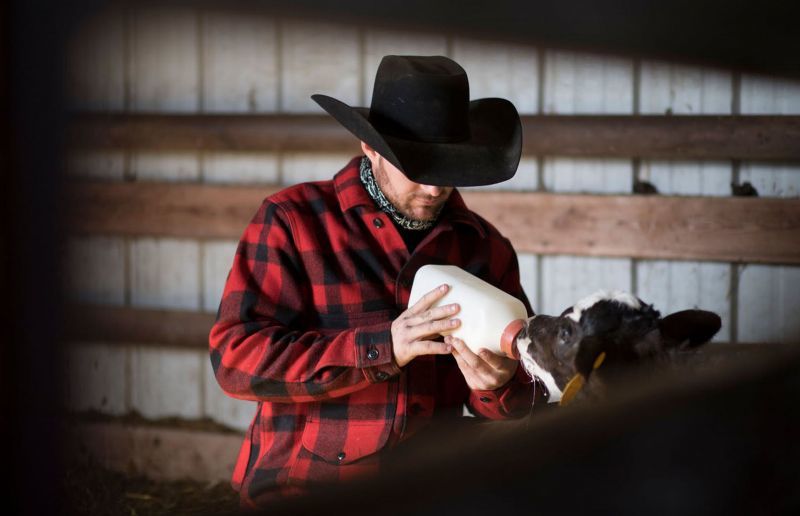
[311,55,522,187]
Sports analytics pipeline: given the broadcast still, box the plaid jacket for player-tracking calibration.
[209,156,544,507]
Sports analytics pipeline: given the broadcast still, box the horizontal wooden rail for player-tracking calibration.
[64,304,216,349]
[67,113,800,160]
[63,304,782,349]
[66,181,800,264]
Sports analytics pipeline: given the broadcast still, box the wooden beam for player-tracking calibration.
[66,182,800,264]
[64,304,217,349]
[67,113,800,160]
[66,182,278,240]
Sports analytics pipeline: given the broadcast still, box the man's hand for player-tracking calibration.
[446,336,518,391]
[392,284,460,368]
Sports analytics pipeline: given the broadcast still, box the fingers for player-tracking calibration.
[446,335,487,372]
[410,339,452,357]
[406,315,460,341]
[446,336,518,391]
[404,302,459,327]
[475,348,507,369]
[407,284,450,316]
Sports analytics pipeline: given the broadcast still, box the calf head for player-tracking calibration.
[517,291,721,404]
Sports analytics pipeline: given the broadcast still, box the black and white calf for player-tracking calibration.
[516,290,722,404]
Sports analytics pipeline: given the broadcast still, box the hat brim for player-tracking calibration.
[311,94,522,187]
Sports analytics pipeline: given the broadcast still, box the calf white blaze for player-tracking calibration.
[566,290,642,323]
[516,335,563,403]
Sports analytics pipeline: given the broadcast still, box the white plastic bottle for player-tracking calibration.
[407,264,528,359]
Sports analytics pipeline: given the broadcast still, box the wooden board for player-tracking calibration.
[65,304,217,349]
[66,182,800,264]
[67,113,800,160]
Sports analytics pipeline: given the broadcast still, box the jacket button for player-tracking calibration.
[367,348,379,360]
[376,371,388,381]
[337,452,346,462]
[479,396,492,403]
[373,218,384,228]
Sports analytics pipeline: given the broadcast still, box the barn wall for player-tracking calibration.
[63,6,800,432]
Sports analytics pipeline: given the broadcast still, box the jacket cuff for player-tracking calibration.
[354,321,401,383]
[472,363,536,418]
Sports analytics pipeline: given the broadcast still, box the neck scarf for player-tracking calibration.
[359,156,438,231]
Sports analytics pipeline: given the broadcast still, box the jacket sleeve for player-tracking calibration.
[209,200,401,404]
[466,240,540,419]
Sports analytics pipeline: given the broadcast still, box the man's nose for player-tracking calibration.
[421,184,445,197]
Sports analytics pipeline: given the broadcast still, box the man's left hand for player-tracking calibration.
[445,336,518,391]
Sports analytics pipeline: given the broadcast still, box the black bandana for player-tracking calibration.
[359,156,438,231]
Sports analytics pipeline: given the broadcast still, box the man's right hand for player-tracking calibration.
[391,284,461,368]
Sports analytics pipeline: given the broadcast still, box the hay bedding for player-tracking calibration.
[62,456,240,515]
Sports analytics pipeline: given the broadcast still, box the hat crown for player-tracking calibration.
[368,55,470,143]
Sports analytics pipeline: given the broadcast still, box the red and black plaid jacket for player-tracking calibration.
[209,156,543,507]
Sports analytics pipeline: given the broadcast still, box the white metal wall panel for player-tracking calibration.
[201,11,279,112]
[638,61,732,196]
[66,236,127,306]
[540,51,634,315]
[281,20,360,113]
[130,347,204,419]
[635,62,733,341]
[203,152,280,184]
[65,343,129,415]
[740,75,800,114]
[738,265,800,343]
[451,38,539,114]
[543,50,633,114]
[362,29,448,105]
[66,9,127,181]
[202,240,239,313]
[736,74,800,343]
[543,157,631,193]
[639,61,731,115]
[542,51,633,191]
[133,152,201,181]
[640,161,731,196]
[517,253,539,313]
[541,256,632,316]
[131,8,199,112]
[203,360,255,432]
[130,238,201,310]
[130,8,200,181]
[739,164,800,198]
[636,261,731,342]
[466,157,538,192]
[200,12,281,184]
[281,153,355,185]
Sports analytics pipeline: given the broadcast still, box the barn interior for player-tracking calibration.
[4,0,799,514]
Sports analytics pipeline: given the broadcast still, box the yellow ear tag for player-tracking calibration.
[559,374,585,406]
[559,352,607,407]
[593,351,607,370]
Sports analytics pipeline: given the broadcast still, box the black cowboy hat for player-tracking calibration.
[311,55,522,187]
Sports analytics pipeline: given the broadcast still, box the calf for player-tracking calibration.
[516,290,722,405]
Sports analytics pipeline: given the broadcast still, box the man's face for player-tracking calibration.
[370,155,453,222]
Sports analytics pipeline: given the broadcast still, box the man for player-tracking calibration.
[209,55,546,508]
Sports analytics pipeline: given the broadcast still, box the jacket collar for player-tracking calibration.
[334,156,486,238]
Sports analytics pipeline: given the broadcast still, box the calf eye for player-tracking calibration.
[558,326,572,343]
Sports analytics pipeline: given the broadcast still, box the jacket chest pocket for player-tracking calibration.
[288,418,392,485]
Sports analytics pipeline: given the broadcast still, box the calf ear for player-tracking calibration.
[574,335,606,377]
[659,310,722,348]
